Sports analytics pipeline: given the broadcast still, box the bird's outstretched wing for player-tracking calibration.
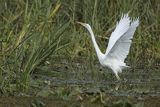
[104,15,139,62]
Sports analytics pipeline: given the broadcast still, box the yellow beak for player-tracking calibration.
[76,21,85,26]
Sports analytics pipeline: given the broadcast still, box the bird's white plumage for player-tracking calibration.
[105,15,139,62]
[77,14,139,80]
[105,14,130,55]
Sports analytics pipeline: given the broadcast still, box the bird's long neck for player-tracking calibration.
[87,27,103,59]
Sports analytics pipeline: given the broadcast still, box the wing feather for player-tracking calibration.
[105,14,130,55]
[105,18,139,62]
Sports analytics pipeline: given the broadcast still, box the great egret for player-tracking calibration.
[77,14,139,80]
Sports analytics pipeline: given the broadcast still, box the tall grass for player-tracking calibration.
[0,0,70,93]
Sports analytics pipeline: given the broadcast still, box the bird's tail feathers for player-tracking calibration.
[120,65,130,69]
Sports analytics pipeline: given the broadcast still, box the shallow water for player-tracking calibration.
[18,61,158,106]
[35,59,160,96]
[37,71,160,96]
[1,58,160,107]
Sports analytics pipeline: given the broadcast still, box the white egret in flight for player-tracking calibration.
[77,14,139,80]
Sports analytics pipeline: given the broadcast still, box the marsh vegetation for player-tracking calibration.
[0,0,159,106]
